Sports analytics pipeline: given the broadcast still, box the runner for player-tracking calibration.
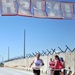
[59,57,65,75]
[49,58,55,75]
[29,53,44,75]
[51,55,62,75]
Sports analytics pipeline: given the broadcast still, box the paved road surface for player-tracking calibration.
[0,67,47,75]
[0,67,33,75]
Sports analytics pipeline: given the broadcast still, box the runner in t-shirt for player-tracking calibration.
[59,57,65,75]
[29,53,44,75]
[49,58,55,75]
[51,55,62,75]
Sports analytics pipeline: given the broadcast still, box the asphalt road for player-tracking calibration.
[0,67,33,75]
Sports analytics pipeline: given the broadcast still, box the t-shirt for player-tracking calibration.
[33,58,42,70]
[49,61,55,68]
[54,60,63,70]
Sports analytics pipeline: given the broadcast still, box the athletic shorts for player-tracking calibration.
[33,69,40,75]
[54,70,60,75]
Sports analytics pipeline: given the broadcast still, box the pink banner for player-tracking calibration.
[18,0,33,17]
[1,0,17,16]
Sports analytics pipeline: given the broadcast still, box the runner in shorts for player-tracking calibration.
[51,55,62,75]
[59,57,65,75]
[29,53,44,75]
[49,58,55,75]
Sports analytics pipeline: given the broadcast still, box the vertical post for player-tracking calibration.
[8,47,10,61]
[24,30,25,58]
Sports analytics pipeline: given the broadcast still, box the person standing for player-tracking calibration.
[29,53,44,75]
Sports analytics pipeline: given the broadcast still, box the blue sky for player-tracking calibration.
[0,0,75,61]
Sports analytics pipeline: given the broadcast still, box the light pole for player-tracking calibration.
[8,47,10,61]
[24,30,26,58]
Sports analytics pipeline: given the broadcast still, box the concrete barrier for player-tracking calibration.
[4,52,75,74]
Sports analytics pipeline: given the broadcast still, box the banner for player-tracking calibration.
[46,1,63,19]
[0,0,1,16]
[1,0,17,16]
[74,3,75,19]
[61,2,74,19]
[18,0,33,17]
[0,0,75,19]
[32,0,47,18]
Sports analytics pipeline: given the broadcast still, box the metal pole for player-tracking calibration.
[8,47,9,60]
[24,30,25,58]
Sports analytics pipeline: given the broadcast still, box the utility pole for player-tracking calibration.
[8,47,10,61]
[24,30,25,58]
